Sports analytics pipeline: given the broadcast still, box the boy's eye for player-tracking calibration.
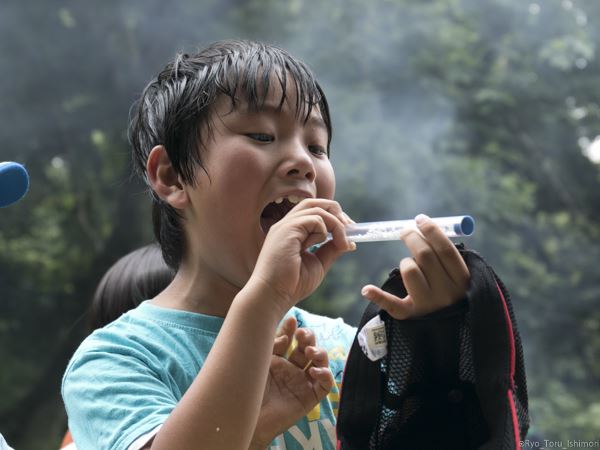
[309,145,328,157]
[246,133,274,143]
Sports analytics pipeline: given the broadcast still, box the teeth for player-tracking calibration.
[272,195,304,205]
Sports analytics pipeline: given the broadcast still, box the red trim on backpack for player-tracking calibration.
[496,281,515,384]
[497,281,520,447]
[60,430,73,448]
[507,389,521,449]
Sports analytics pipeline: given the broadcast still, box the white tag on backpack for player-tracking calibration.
[357,315,388,361]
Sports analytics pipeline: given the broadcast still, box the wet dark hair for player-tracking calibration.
[128,39,332,270]
[88,244,175,330]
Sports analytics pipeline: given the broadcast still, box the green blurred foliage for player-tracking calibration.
[1,0,599,447]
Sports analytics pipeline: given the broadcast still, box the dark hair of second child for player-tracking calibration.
[88,244,175,330]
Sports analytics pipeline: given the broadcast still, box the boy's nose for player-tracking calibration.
[280,143,316,182]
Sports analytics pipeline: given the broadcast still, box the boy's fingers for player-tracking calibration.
[342,212,355,224]
[304,210,356,272]
[285,211,351,262]
[294,207,349,248]
[273,335,290,357]
[415,214,470,289]
[308,367,334,397]
[401,229,448,288]
[276,316,297,338]
[286,205,353,253]
[295,216,329,250]
[304,346,329,368]
[288,328,316,367]
[294,327,316,350]
[282,204,356,270]
[273,317,297,357]
[311,239,354,274]
[399,257,430,305]
[361,284,415,320]
[310,208,356,271]
[290,198,352,226]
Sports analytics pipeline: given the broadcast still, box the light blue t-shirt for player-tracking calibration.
[62,301,357,450]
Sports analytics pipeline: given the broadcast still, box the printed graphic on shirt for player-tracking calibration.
[271,419,336,450]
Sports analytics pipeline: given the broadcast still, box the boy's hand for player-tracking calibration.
[250,317,334,449]
[249,199,355,316]
[361,214,470,319]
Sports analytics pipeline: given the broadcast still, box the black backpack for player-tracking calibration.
[337,248,529,450]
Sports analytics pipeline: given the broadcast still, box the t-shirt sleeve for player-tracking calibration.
[62,339,177,450]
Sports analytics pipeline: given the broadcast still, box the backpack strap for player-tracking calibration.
[463,251,529,450]
[335,269,406,450]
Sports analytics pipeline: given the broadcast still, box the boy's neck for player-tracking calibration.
[150,265,241,318]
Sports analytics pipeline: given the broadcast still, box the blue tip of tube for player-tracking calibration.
[454,215,475,236]
[0,162,30,207]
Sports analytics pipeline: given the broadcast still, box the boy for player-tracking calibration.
[62,40,470,450]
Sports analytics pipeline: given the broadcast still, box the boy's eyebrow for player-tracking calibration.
[304,115,328,133]
[241,103,328,133]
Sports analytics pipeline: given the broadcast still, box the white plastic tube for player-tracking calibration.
[329,215,475,243]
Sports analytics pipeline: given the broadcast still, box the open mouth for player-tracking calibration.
[260,196,302,234]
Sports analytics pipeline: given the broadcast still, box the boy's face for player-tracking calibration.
[182,80,335,290]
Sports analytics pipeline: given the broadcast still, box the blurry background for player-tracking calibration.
[1,0,599,448]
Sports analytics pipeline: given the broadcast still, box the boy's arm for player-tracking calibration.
[149,200,354,450]
[138,313,333,450]
[149,283,284,450]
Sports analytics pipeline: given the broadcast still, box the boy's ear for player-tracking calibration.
[146,145,188,209]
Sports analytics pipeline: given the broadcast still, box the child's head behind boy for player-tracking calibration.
[129,39,339,311]
[88,244,174,330]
